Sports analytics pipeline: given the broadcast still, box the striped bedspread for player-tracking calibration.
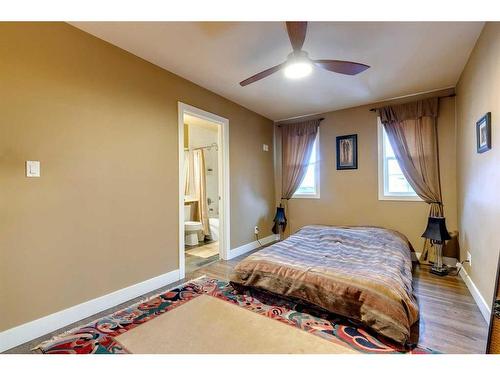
[230,225,419,344]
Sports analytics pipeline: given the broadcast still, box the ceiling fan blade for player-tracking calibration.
[239,62,286,86]
[314,59,370,75]
[286,22,307,51]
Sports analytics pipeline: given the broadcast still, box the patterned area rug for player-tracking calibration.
[34,277,438,354]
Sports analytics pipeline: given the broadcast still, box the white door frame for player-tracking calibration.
[178,102,230,279]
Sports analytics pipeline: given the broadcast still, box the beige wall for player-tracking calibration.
[0,23,275,331]
[456,22,500,304]
[274,89,457,252]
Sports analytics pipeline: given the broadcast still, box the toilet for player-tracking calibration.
[184,205,204,246]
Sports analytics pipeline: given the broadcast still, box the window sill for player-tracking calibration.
[292,194,321,199]
[378,194,423,202]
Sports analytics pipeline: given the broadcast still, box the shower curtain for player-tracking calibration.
[184,149,211,239]
[184,150,195,198]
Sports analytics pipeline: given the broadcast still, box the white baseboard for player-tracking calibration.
[0,269,180,353]
[228,234,279,260]
[459,267,491,322]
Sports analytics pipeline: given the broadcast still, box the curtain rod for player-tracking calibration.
[185,142,218,151]
[276,117,325,127]
[369,94,456,112]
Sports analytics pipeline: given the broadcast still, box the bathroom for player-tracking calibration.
[183,114,220,273]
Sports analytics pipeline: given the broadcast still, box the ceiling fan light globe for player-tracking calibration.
[284,61,313,79]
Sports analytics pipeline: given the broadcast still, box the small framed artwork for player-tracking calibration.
[336,134,358,170]
[476,112,492,153]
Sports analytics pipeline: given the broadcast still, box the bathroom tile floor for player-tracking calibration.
[185,241,219,273]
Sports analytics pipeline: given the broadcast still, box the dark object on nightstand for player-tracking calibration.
[422,216,451,276]
[271,204,287,240]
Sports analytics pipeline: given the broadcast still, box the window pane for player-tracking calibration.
[297,163,315,192]
[382,126,417,196]
[295,137,317,195]
[387,158,402,175]
[383,131,395,158]
[388,174,413,193]
[386,159,415,194]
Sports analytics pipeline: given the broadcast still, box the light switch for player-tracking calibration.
[26,161,40,177]
[263,144,269,152]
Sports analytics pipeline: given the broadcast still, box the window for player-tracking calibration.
[293,132,320,198]
[378,119,421,201]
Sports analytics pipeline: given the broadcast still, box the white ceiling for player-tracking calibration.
[70,22,484,121]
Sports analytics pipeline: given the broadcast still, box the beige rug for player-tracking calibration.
[114,294,356,354]
[185,242,219,259]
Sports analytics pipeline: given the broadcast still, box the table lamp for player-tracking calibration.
[271,204,287,241]
[422,216,451,276]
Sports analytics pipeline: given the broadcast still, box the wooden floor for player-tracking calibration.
[6,248,488,354]
[411,264,488,353]
[185,241,219,274]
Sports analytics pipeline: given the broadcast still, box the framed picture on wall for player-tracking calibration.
[476,112,492,153]
[336,134,357,170]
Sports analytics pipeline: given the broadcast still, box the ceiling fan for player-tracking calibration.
[239,22,370,87]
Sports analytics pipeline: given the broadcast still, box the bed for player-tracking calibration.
[230,225,419,345]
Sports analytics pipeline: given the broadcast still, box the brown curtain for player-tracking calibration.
[193,149,211,238]
[378,97,443,262]
[281,119,321,199]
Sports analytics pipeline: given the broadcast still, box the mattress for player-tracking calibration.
[230,225,419,344]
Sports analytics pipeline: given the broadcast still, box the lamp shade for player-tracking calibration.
[421,216,451,242]
[271,205,287,234]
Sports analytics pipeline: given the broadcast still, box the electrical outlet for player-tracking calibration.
[26,160,40,177]
[467,251,472,267]
[254,226,259,235]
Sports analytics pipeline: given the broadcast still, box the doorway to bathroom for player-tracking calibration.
[178,103,229,278]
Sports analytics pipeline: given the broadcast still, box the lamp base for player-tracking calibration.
[430,265,449,276]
